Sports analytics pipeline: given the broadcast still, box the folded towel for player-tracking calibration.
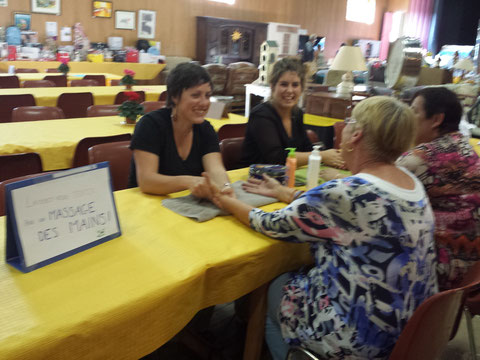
[162,181,276,222]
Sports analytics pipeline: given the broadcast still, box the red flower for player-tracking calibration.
[125,91,140,102]
[60,58,69,65]
[124,69,135,76]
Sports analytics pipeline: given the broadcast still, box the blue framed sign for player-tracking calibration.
[5,162,121,273]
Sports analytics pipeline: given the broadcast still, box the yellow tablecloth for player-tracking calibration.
[0,62,165,80]
[0,168,311,359]
[207,112,248,131]
[0,85,166,107]
[303,113,343,127]
[0,113,247,171]
[470,138,480,156]
[0,73,122,86]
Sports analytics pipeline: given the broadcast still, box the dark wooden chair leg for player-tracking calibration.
[243,283,269,360]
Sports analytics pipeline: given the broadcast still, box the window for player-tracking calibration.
[346,0,376,25]
[209,0,235,4]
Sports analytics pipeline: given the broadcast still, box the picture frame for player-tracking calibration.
[138,10,156,39]
[31,0,61,15]
[115,10,135,30]
[93,1,112,18]
[14,13,31,31]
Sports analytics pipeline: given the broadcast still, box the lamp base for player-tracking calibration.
[335,71,354,97]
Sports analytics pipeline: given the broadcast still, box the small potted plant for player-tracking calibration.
[120,69,136,90]
[57,58,70,75]
[118,91,144,124]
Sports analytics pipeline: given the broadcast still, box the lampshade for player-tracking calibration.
[330,46,368,72]
[453,58,474,72]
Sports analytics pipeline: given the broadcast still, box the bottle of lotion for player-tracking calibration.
[306,145,322,190]
[285,147,297,188]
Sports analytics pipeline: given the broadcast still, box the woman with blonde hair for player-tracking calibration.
[201,96,438,359]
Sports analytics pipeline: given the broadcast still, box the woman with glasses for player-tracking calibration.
[240,57,344,168]
[199,96,438,359]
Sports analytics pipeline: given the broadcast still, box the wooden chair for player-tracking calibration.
[0,172,50,216]
[217,123,247,141]
[86,105,120,117]
[0,75,20,89]
[15,68,39,73]
[57,92,94,118]
[0,153,43,182]
[43,75,67,87]
[88,141,132,191]
[71,79,99,87]
[333,121,346,149]
[158,90,168,102]
[72,134,132,168]
[0,94,36,123]
[114,91,146,104]
[83,75,106,86]
[306,129,319,145]
[12,106,65,122]
[110,79,121,86]
[220,137,244,170]
[46,68,60,73]
[141,101,164,114]
[23,80,55,88]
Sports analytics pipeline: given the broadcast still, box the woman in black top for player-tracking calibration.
[129,63,231,197]
[240,57,344,168]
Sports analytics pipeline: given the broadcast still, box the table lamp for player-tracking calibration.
[330,46,368,96]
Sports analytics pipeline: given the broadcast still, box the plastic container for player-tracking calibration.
[306,145,322,190]
[285,148,297,188]
[249,164,286,185]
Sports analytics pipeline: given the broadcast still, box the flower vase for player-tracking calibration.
[125,117,136,125]
[125,84,133,90]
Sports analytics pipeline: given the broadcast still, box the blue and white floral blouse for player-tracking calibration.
[249,169,438,359]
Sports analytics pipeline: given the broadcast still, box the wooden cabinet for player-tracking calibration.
[196,16,267,66]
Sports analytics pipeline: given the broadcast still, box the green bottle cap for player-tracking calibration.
[285,147,296,157]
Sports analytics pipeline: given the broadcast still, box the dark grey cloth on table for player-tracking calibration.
[162,181,276,222]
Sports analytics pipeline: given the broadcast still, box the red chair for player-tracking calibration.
[83,75,106,86]
[15,68,38,73]
[86,105,120,117]
[23,80,55,88]
[114,91,146,104]
[71,79,99,87]
[0,94,36,123]
[57,92,94,118]
[0,75,20,89]
[72,134,132,168]
[306,129,319,145]
[110,79,121,86]
[0,153,43,182]
[333,121,346,149]
[43,75,67,87]
[0,172,51,216]
[46,68,61,73]
[141,101,164,114]
[12,106,65,122]
[88,141,132,191]
[159,90,168,101]
[220,137,244,170]
[217,123,246,141]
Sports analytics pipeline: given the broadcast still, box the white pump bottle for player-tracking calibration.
[306,145,322,190]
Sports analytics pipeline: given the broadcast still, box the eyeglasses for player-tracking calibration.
[344,117,357,125]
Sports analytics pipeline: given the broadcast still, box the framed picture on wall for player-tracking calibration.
[31,0,61,15]
[138,10,156,39]
[14,13,32,31]
[93,1,112,18]
[115,10,135,30]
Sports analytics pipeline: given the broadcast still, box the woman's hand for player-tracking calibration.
[190,177,213,200]
[321,149,346,169]
[242,174,282,198]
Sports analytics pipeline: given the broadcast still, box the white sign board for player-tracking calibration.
[5,163,121,273]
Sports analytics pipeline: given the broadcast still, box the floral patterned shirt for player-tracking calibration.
[249,170,438,359]
[397,132,480,290]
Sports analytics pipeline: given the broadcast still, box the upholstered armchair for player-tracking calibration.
[203,64,228,95]
[224,62,259,112]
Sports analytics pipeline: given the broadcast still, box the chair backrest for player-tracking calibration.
[217,123,246,141]
[114,91,146,104]
[158,90,168,102]
[86,105,120,117]
[141,101,164,114]
[0,94,36,123]
[220,137,244,170]
[88,141,132,191]
[0,153,43,182]
[0,75,20,89]
[203,64,228,95]
[15,68,39,73]
[46,68,60,73]
[110,79,121,86]
[57,92,94,118]
[225,62,259,96]
[306,129,319,145]
[72,133,132,168]
[43,75,68,87]
[12,106,65,122]
[333,121,346,149]
[388,288,465,360]
[71,79,99,87]
[83,75,106,86]
[23,80,55,88]
[0,172,50,216]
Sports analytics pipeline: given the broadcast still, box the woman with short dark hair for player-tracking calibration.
[128,62,231,197]
[397,86,480,290]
